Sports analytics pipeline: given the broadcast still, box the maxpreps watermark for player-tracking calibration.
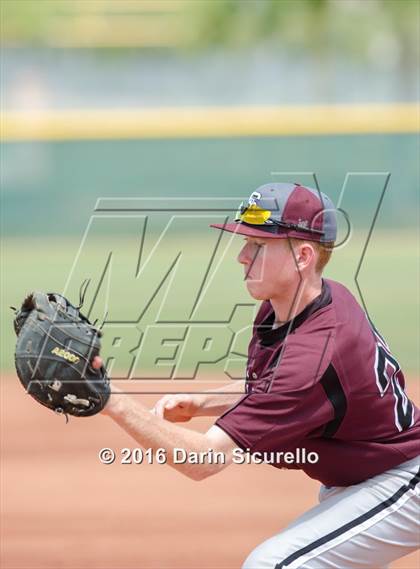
[62,181,370,388]
[99,447,319,466]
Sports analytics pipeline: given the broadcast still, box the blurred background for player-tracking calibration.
[1,0,419,374]
[1,1,419,568]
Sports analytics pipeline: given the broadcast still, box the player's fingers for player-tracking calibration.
[164,398,183,411]
[168,415,191,423]
[92,356,103,370]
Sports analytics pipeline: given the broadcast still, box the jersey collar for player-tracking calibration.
[257,279,332,346]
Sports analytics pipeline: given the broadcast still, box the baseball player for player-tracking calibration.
[95,183,419,568]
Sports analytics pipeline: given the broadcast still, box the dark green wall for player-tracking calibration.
[2,133,418,236]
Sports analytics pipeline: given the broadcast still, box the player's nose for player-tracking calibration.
[237,243,250,265]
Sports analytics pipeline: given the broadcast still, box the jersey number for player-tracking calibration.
[372,325,414,432]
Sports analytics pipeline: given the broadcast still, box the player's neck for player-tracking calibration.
[270,277,323,327]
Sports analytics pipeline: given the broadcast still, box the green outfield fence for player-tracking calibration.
[2,103,418,236]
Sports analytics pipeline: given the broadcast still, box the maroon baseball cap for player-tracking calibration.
[210,182,337,243]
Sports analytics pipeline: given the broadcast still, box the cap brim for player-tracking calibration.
[210,222,325,242]
[210,222,288,239]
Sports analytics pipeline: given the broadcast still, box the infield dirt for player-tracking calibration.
[1,375,418,569]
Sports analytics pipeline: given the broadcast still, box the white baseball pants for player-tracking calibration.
[242,456,420,569]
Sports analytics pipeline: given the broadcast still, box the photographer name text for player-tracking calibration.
[99,447,319,466]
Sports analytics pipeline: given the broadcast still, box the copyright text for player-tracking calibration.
[98,447,319,466]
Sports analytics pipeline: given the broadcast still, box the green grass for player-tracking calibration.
[1,229,419,377]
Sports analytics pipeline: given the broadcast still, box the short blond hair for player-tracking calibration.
[313,241,335,273]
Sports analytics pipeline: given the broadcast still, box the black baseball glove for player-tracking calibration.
[13,291,110,418]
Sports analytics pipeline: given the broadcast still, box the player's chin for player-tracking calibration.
[245,281,268,300]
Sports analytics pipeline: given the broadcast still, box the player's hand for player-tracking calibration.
[151,394,203,422]
[93,358,202,421]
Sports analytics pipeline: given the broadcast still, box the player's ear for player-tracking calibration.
[294,242,315,271]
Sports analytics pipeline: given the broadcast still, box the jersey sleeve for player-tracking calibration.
[215,329,335,452]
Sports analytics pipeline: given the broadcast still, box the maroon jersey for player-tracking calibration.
[216,279,420,486]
